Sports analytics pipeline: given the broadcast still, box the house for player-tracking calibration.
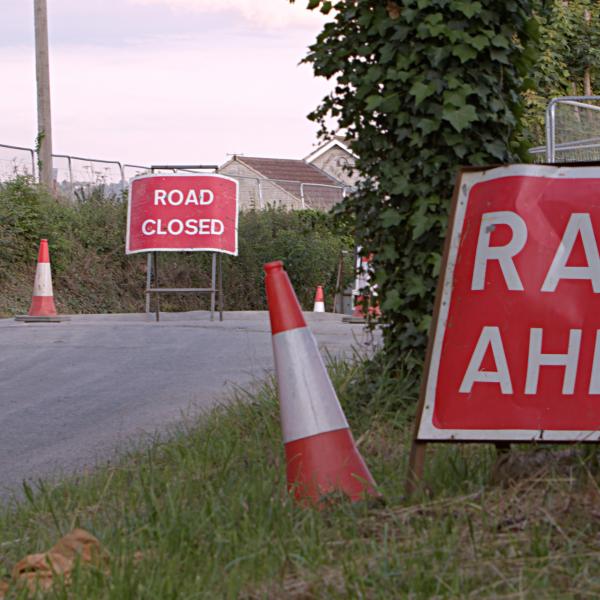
[304,137,359,188]
[218,155,347,211]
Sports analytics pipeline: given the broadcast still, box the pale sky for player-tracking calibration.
[0,0,332,171]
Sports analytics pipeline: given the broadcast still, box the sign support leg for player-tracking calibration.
[210,252,216,321]
[406,440,426,497]
[145,253,152,314]
[495,442,511,454]
[218,253,223,322]
[153,252,160,322]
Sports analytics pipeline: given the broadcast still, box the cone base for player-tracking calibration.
[28,295,58,317]
[15,315,70,323]
[285,428,378,504]
[342,316,365,324]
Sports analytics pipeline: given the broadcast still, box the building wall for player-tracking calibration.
[219,161,302,210]
[311,145,359,187]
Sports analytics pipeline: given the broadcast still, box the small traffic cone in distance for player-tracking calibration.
[264,260,379,505]
[351,294,365,318]
[313,285,325,313]
[15,240,68,323]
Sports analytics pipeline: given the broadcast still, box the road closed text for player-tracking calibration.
[141,188,224,236]
[126,174,239,255]
[141,218,224,236]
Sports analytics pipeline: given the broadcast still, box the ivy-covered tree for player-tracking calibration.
[300,0,537,361]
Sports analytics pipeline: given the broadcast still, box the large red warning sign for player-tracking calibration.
[418,164,600,442]
[126,174,238,255]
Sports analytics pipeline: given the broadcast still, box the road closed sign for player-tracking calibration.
[417,164,600,442]
[126,174,239,255]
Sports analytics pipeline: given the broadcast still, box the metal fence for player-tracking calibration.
[0,144,36,181]
[224,173,347,211]
[0,143,349,210]
[530,96,600,163]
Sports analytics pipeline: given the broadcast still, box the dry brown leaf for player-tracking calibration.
[12,551,73,592]
[10,528,106,594]
[49,528,104,563]
[0,580,10,599]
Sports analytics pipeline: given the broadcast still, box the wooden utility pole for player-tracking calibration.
[34,0,53,188]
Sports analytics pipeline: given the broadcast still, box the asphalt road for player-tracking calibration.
[0,311,374,496]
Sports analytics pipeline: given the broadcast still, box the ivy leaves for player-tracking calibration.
[409,82,436,106]
[442,105,478,132]
[303,0,536,358]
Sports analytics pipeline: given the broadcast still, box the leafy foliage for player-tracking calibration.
[522,0,600,145]
[0,177,353,316]
[302,0,537,360]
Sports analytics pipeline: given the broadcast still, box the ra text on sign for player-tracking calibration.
[126,174,239,255]
[418,164,600,442]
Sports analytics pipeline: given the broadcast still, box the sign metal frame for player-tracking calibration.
[126,166,233,322]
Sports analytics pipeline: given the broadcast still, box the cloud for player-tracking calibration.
[0,35,331,166]
[129,0,326,29]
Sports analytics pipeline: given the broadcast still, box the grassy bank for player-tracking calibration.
[0,177,353,317]
[1,356,599,598]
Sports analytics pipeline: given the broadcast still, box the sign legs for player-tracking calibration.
[145,253,152,315]
[210,253,216,321]
[406,440,426,497]
[153,251,160,322]
[218,253,223,322]
[144,251,225,322]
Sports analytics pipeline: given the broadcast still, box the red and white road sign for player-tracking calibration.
[418,164,600,442]
[126,174,238,255]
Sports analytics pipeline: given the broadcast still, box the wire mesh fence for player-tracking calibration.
[223,175,347,211]
[0,143,350,210]
[0,144,36,181]
[529,96,600,163]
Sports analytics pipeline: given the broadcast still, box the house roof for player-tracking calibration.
[232,156,344,211]
[237,156,341,186]
[304,137,357,164]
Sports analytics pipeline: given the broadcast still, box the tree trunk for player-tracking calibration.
[584,69,592,96]
[584,9,593,96]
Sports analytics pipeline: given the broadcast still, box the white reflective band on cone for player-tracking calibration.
[272,326,349,443]
[33,263,54,296]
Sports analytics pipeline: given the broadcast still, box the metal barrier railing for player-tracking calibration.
[0,143,351,209]
[0,143,37,180]
[543,96,600,162]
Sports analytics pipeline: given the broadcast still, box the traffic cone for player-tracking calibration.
[313,285,325,312]
[264,260,378,504]
[352,294,365,318]
[15,240,68,323]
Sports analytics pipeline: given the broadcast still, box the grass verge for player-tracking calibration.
[1,356,600,598]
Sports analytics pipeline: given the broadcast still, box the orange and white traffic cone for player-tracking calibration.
[352,294,365,318]
[264,260,378,504]
[313,285,325,312]
[15,239,68,323]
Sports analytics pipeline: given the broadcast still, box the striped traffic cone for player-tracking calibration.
[313,285,325,312]
[15,240,68,323]
[264,260,378,504]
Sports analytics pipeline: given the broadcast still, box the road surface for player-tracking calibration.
[0,311,375,496]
